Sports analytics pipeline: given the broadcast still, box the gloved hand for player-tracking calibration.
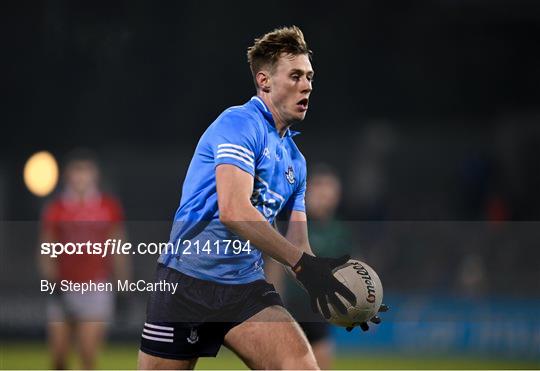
[346,303,389,332]
[292,253,356,319]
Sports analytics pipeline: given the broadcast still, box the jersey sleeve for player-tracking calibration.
[208,109,262,176]
[284,162,307,213]
[289,175,306,213]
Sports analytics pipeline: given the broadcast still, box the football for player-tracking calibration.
[319,259,383,327]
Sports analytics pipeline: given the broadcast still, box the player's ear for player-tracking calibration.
[256,71,271,93]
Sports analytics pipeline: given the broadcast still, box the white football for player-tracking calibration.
[318,259,383,327]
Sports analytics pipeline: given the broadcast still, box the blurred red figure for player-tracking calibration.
[38,150,129,370]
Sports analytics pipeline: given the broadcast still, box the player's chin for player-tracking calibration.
[293,109,308,121]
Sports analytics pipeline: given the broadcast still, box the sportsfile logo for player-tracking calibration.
[40,238,252,257]
[352,261,377,303]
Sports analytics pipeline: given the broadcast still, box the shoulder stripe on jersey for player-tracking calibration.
[144,322,174,331]
[218,143,254,157]
[143,329,174,337]
[217,148,254,162]
[255,175,285,202]
[142,334,174,343]
[217,154,255,168]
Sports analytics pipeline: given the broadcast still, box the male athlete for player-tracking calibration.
[40,150,129,369]
[138,26,383,370]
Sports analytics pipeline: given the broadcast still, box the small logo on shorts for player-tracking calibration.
[187,327,199,344]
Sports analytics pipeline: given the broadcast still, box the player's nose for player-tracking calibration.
[300,77,312,93]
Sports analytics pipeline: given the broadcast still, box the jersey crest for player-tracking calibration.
[285,166,295,184]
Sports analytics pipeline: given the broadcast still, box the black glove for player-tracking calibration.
[292,253,356,319]
[346,303,389,332]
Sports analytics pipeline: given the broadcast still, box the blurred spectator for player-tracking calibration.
[38,149,130,369]
[266,164,352,369]
[345,121,395,220]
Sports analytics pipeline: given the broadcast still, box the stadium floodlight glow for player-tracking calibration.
[23,151,59,197]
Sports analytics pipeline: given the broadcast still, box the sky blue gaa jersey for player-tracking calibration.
[158,96,307,284]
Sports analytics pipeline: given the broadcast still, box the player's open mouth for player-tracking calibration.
[297,98,309,111]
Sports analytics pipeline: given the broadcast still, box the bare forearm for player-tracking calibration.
[285,223,313,255]
[263,255,287,293]
[221,206,302,267]
[38,230,57,281]
[38,254,57,281]
[111,226,131,281]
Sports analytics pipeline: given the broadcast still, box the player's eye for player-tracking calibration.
[291,74,300,81]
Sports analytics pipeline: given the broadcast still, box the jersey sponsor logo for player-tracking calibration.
[251,188,277,218]
[251,175,285,219]
[142,322,174,343]
[263,147,271,159]
[187,327,199,344]
[285,166,295,184]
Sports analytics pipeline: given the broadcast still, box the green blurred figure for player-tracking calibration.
[266,164,351,369]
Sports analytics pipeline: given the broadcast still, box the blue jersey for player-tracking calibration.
[159,96,307,284]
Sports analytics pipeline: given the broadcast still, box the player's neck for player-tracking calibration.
[274,119,291,138]
[257,94,291,138]
[64,186,100,202]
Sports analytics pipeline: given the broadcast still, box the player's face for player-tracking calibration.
[65,160,99,195]
[306,174,341,220]
[268,53,313,124]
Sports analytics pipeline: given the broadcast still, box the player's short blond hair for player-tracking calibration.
[247,26,312,89]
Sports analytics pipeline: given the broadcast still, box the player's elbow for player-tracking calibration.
[219,204,238,226]
[219,200,253,226]
[218,194,256,226]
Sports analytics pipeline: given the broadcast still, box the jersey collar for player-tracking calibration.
[250,96,300,138]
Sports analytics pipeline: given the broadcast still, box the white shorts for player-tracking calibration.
[47,290,114,322]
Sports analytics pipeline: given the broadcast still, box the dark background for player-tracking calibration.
[4,0,540,222]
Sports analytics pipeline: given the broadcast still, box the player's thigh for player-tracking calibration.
[74,322,106,368]
[224,305,318,370]
[76,322,106,353]
[137,350,198,370]
[46,296,72,356]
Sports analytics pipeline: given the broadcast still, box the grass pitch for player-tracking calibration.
[1,343,538,369]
